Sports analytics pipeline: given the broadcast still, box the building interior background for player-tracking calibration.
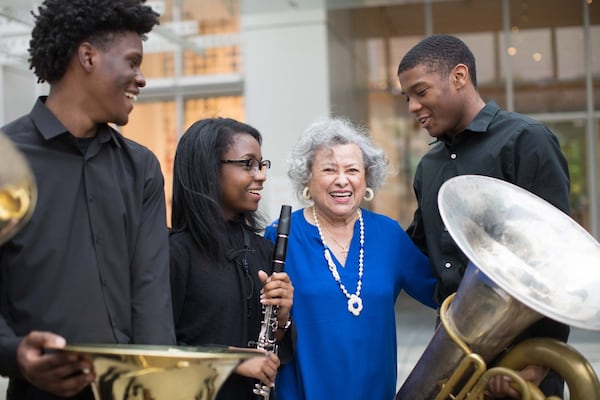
[1,0,598,238]
[0,1,599,397]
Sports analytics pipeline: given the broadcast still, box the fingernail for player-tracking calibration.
[54,336,66,347]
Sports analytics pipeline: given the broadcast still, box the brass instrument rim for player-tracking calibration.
[49,343,260,360]
[438,174,600,331]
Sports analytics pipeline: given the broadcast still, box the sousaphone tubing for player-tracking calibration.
[396,175,600,400]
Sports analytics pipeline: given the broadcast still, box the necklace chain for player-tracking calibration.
[322,225,350,253]
[312,207,364,316]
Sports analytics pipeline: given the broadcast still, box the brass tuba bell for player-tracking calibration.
[0,131,37,244]
[396,175,600,400]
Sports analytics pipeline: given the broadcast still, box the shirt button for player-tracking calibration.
[444,262,452,269]
[450,153,457,159]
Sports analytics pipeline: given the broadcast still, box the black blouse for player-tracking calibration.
[170,220,292,400]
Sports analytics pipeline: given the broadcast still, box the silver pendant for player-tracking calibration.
[347,294,363,316]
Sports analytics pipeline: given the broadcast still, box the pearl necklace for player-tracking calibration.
[312,207,364,316]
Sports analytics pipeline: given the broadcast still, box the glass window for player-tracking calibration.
[366,38,386,90]
[356,1,599,233]
[181,0,241,77]
[184,96,244,128]
[556,26,586,80]
[120,95,244,225]
[143,0,241,78]
[183,44,241,76]
[389,35,424,91]
[499,28,554,82]
[458,32,497,85]
[141,52,175,79]
[121,101,177,223]
[545,119,599,232]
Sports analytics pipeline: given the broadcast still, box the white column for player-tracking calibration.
[241,3,330,222]
[0,66,4,124]
[0,65,42,124]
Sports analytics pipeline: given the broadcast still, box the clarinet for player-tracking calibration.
[253,204,292,400]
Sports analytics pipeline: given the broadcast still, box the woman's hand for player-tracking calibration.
[17,331,95,397]
[234,352,280,386]
[258,270,294,329]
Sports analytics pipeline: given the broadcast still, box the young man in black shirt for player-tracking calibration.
[397,34,570,399]
[0,1,175,398]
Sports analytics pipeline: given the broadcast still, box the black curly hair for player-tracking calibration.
[28,0,160,84]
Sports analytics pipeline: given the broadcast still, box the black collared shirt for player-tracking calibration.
[170,221,295,400]
[407,101,571,302]
[0,98,175,379]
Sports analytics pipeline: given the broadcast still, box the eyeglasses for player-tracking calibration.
[220,159,271,175]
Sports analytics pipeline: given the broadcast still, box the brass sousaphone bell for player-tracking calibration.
[396,175,600,400]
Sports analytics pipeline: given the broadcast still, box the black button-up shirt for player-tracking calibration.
[0,98,175,380]
[407,101,570,303]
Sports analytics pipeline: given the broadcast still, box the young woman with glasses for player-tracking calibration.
[169,117,294,400]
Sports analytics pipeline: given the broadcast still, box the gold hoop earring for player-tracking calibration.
[302,187,311,201]
[363,188,374,202]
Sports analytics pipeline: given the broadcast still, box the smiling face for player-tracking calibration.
[87,31,146,126]
[220,132,267,220]
[398,64,468,140]
[308,143,366,222]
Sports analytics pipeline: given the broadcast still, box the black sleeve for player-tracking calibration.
[169,233,190,326]
[516,317,570,344]
[276,320,297,366]
[513,124,570,214]
[405,165,429,256]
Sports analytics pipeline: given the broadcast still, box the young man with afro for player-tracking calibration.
[0,1,176,398]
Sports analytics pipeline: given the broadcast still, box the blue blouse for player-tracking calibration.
[265,208,437,400]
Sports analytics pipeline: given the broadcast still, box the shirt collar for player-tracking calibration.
[463,101,500,134]
[30,96,121,147]
[434,101,501,145]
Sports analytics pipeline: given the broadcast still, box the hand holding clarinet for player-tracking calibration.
[253,205,293,399]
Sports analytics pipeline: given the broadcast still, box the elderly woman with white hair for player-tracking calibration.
[264,117,438,400]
